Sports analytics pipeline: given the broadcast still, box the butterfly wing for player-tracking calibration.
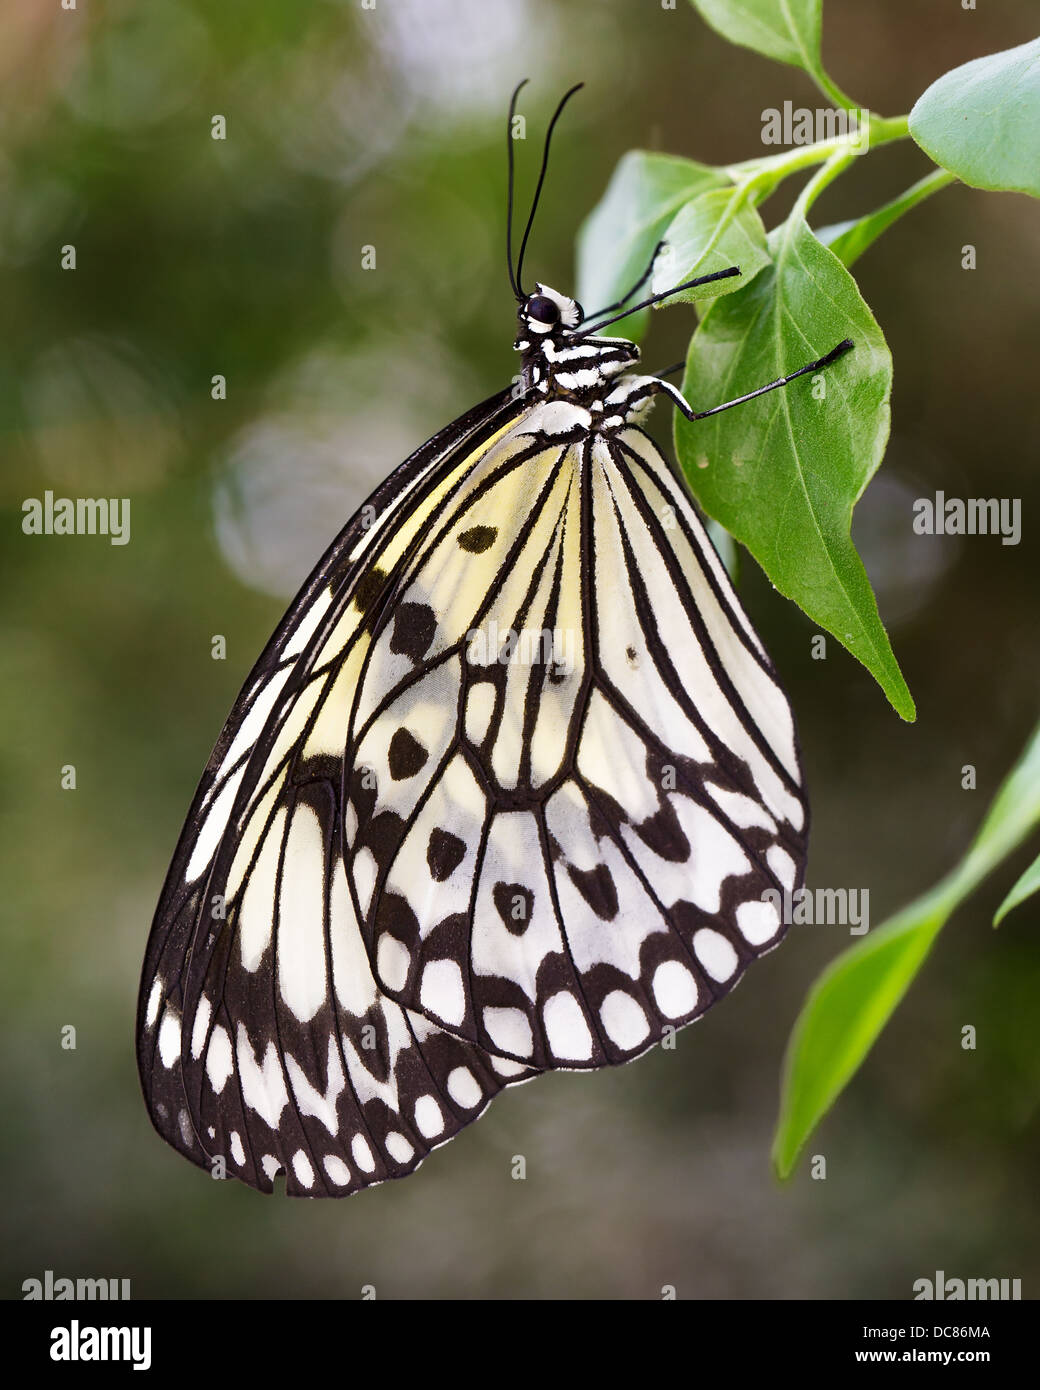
[137,387,539,1196]
[347,407,807,1069]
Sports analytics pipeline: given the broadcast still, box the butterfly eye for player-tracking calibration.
[526,295,559,325]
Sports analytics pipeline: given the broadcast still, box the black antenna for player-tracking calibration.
[576,266,741,336]
[506,79,529,302]
[515,82,584,298]
[580,241,665,324]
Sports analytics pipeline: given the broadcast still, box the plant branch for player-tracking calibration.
[794,147,858,218]
[729,113,911,207]
[811,65,860,115]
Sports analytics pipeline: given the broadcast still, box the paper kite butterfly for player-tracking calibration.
[137,82,853,1196]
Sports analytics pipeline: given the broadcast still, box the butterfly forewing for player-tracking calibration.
[137,388,543,1196]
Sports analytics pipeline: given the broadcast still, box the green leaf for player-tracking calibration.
[817,208,907,270]
[675,210,914,721]
[774,721,1040,1178]
[818,203,913,270]
[955,725,1040,895]
[576,152,729,340]
[909,37,1040,199]
[688,0,826,86]
[994,851,1040,926]
[772,893,947,1179]
[652,186,771,302]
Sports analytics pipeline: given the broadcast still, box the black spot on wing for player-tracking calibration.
[566,863,618,921]
[458,525,498,554]
[390,602,437,663]
[427,827,466,881]
[353,565,389,615]
[388,728,429,780]
[636,802,690,862]
[493,882,534,935]
[349,762,378,823]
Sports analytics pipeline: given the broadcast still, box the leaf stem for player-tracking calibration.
[822,167,957,267]
[794,148,858,218]
[811,66,860,115]
[729,113,911,206]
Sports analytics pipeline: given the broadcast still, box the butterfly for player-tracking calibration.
[137,82,853,1197]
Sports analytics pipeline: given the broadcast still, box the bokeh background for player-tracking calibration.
[3,0,1038,1299]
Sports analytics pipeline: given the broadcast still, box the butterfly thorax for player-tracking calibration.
[520,330,639,396]
[515,284,662,433]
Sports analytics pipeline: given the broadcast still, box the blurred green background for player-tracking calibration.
[3,0,1039,1299]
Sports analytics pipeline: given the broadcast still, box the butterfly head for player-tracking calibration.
[515,283,582,345]
[514,280,640,398]
[505,87,640,397]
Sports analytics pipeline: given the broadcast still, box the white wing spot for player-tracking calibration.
[285,1042,345,1135]
[178,1109,193,1146]
[230,1131,246,1166]
[385,1131,415,1164]
[239,805,286,972]
[292,1149,315,1189]
[694,928,738,981]
[465,682,497,744]
[323,1154,352,1186]
[599,991,650,1050]
[261,1154,280,1181]
[158,1010,180,1069]
[353,846,378,916]
[414,1094,444,1139]
[236,1023,290,1128]
[145,978,162,1028]
[736,898,781,946]
[419,958,466,1026]
[277,804,329,1022]
[482,1006,533,1057]
[542,991,594,1061]
[651,961,698,1019]
[205,1024,234,1095]
[351,1134,377,1173]
[377,934,411,992]
[190,996,212,1060]
[766,845,797,892]
[446,1066,482,1110]
[490,1055,527,1079]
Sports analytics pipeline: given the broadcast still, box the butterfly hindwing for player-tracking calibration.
[343,407,807,1069]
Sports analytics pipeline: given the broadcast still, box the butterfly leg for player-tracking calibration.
[654,338,854,421]
[582,265,743,334]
